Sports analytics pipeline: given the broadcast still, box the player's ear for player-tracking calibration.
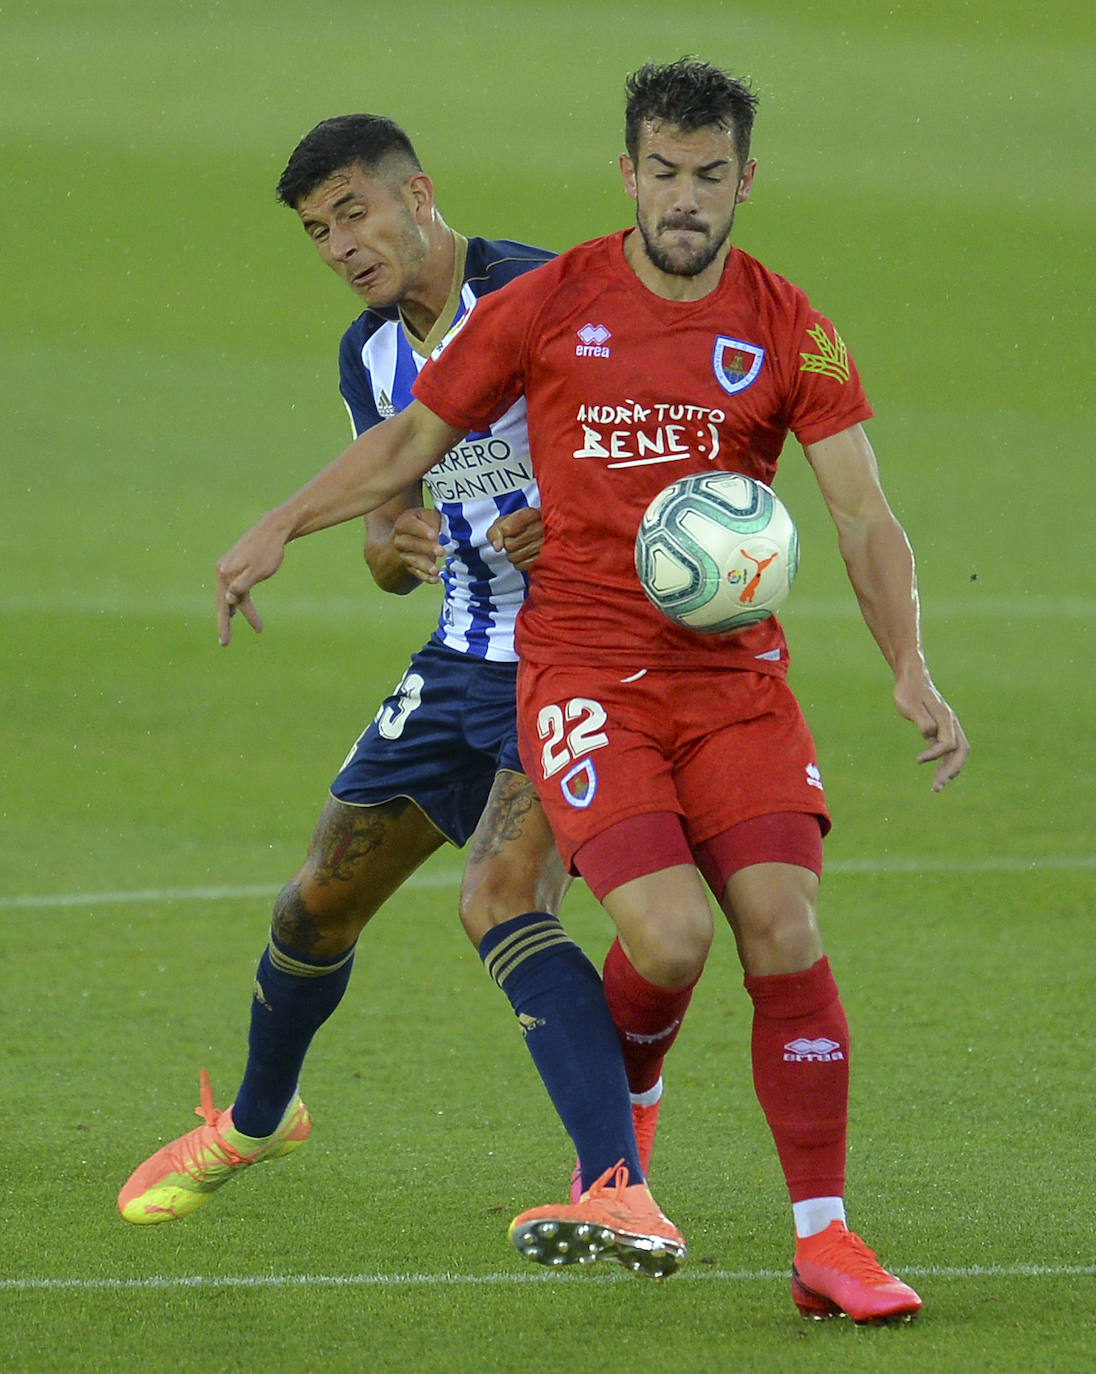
[404,171,436,220]
[620,153,638,201]
[735,159,757,205]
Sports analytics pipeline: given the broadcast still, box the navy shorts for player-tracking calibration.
[330,639,522,846]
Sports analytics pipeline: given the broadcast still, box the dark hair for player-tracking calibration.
[624,59,759,169]
[276,114,423,208]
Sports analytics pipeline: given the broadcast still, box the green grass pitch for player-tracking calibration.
[3,2,1093,1370]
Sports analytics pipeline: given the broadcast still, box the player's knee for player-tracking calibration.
[737,902,822,975]
[458,856,569,946]
[627,911,712,989]
[270,876,367,958]
[457,888,498,947]
[635,942,709,990]
[458,864,506,944]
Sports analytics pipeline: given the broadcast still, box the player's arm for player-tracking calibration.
[488,505,544,573]
[371,501,545,591]
[216,401,465,643]
[339,345,440,594]
[364,489,444,594]
[803,422,969,790]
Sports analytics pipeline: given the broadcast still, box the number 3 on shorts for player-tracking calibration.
[537,697,609,779]
[375,670,426,740]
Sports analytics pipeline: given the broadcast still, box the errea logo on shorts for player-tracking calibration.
[784,1037,844,1063]
[576,323,611,358]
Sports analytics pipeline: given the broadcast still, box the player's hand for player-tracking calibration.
[488,506,544,572]
[391,507,445,583]
[893,672,970,791]
[215,519,288,645]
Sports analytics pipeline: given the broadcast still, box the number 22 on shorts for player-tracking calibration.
[537,697,609,779]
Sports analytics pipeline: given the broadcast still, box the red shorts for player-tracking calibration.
[517,661,830,888]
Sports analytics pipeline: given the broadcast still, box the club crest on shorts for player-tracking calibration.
[713,336,765,395]
[560,758,597,809]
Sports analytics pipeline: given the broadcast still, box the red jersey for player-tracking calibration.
[413,229,872,672]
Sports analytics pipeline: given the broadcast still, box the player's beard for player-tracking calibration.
[637,207,736,278]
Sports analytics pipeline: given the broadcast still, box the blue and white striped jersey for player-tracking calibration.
[338,234,553,663]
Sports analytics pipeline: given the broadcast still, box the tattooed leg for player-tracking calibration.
[272,796,444,958]
[459,770,570,944]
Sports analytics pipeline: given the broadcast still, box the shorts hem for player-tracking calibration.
[688,803,831,850]
[325,789,459,847]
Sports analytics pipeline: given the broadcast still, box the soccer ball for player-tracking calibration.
[634,471,799,634]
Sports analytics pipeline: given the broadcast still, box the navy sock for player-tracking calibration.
[479,912,643,1189]
[231,934,356,1137]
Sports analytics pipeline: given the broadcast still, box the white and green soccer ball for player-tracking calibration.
[634,471,799,634]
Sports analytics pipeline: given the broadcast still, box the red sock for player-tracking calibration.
[744,956,848,1202]
[602,938,696,1094]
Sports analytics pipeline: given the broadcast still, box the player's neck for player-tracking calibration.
[400,222,457,340]
[623,229,732,302]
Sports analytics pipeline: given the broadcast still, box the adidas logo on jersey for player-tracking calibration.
[375,389,397,418]
[576,322,611,358]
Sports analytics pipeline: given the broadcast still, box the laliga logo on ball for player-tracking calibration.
[726,547,781,602]
[634,471,799,634]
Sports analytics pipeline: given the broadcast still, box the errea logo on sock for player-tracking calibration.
[784,1037,844,1062]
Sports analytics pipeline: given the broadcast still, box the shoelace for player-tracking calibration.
[194,1068,218,1127]
[581,1160,631,1202]
[578,1159,684,1252]
[572,1102,659,1199]
[804,1227,891,1284]
[165,1069,244,1180]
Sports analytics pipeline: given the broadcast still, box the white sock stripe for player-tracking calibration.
[266,941,356,978]
[623,1020,680,1045]
[792,1196,847,1238]
[629,1078,664,1109]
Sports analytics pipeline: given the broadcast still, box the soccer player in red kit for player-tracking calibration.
[216,61,968,1320]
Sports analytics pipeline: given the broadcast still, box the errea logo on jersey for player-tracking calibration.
[576,323,611,358]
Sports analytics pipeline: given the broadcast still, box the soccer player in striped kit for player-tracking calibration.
[120,115,654,1234]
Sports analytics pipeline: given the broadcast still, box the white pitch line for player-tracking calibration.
[2,1263,1092,1293]
[0,871,463,910]
[1,855,1093,911]
[2,593,1093,620]
[826,855,1096,875]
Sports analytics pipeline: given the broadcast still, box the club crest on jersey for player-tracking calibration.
[560,758,597,809]
[712,336,764,395]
